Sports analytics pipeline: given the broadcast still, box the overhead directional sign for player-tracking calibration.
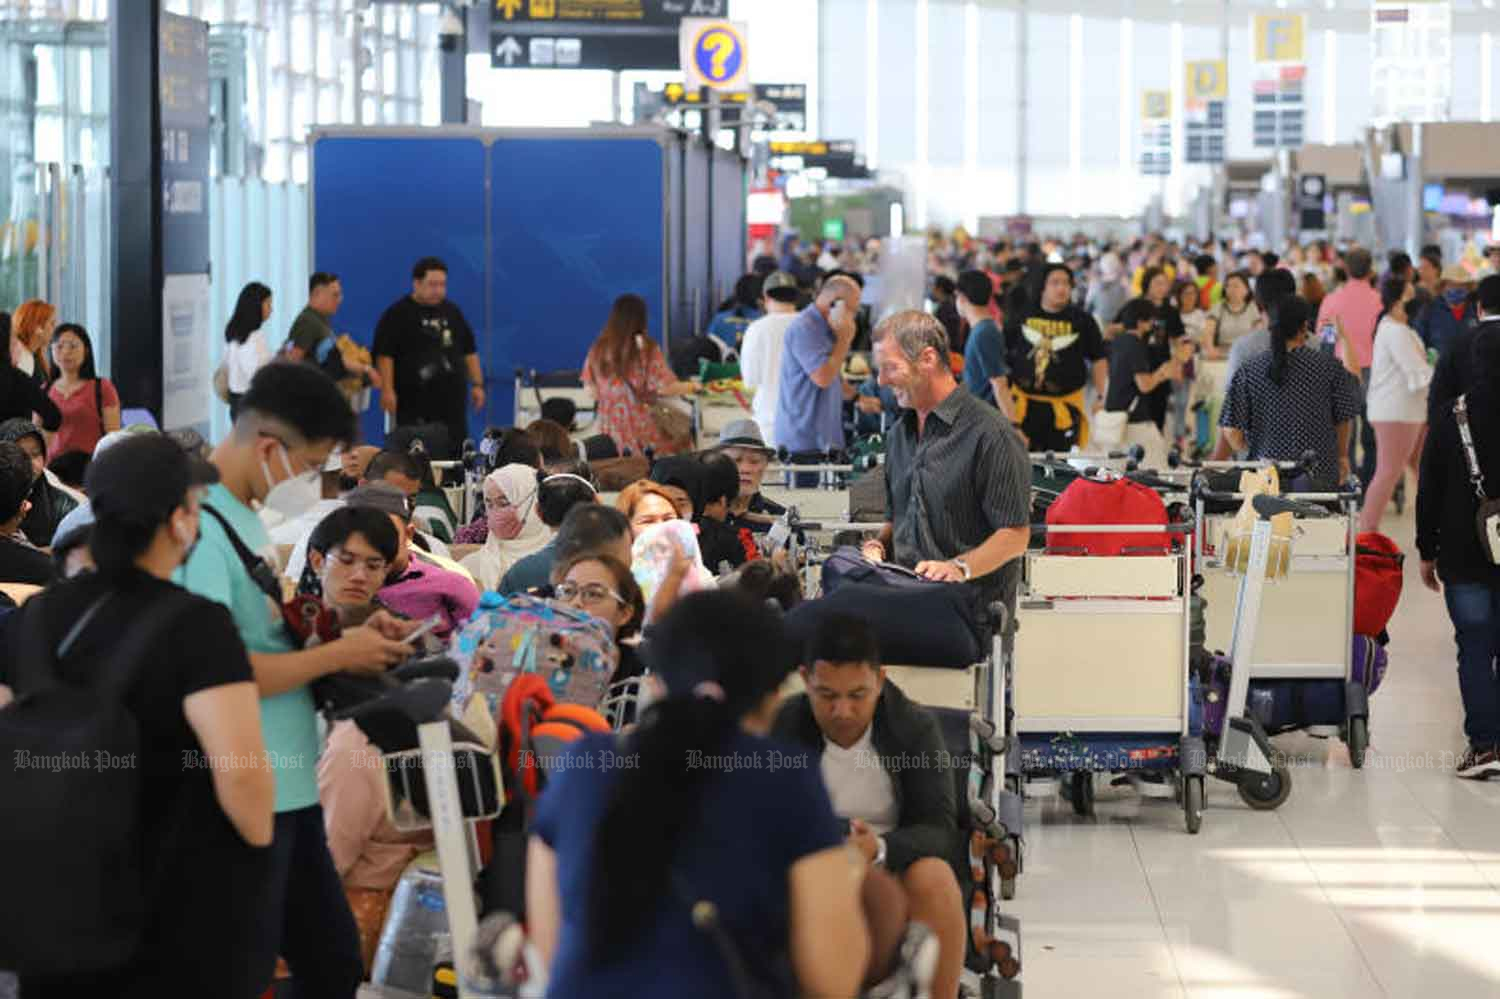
[767,139,870,179]
[1184,60,1226,164]
[489,0,727,71]
[681,18,748,93]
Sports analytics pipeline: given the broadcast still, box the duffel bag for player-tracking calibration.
[1354,532,1404,638]
[593,454,649,492]
[784,580,986,668]
[1044,475,1169,556]
[820,546,930,595]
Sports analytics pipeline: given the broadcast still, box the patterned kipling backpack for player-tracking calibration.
[449,592,619,716]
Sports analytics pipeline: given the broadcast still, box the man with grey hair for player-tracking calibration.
[862,311,1030,598]
[774,274,862,458]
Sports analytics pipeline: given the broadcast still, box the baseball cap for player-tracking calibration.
[716,418,775,456]
[763,271,799,301]
[345,480,413,521]
[86,434,219,526]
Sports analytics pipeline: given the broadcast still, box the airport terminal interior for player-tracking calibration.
[2,1,1500,997]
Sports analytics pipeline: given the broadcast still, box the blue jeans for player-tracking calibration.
[1444,582,1500,746]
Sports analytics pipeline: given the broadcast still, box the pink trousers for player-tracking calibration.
[1358,421,1426,533]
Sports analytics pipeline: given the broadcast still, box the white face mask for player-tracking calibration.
[261,444,321,518]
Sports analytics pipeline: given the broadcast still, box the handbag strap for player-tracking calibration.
[1453,395,1490,501]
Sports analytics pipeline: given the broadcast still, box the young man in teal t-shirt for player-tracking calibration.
[178,361,417,995]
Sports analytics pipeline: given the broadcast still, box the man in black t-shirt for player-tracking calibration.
[1003,263,1108,451]
[372,257,484,457]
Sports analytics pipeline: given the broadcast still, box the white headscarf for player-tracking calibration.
[1098,252,1123,283]
[461,463,550,591]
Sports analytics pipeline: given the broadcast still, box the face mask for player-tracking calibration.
[261,444,321,519]
[338,474,360,493]
[1445,288,1468,306]
[488,504,523,540]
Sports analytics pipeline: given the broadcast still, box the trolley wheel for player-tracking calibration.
[1183,776,1205,834]
[1347,716,1369,770]
[1070,771,1095,818]
[1237,763,1293,810]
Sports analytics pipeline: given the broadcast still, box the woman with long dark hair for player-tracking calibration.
[1361,274,1433,531]
[582,294,699,455]
[46,322,120,461]
[526,590,886,998]
[223,282,274,419]
[1219,295,1363,489]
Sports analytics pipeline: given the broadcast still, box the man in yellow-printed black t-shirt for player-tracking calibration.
[1002,263,1108,451]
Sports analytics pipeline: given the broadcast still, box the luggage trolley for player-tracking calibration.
[1013,515,1210,833]
[1194,473,1369,772]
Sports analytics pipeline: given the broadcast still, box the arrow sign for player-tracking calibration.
[496,36,522,66]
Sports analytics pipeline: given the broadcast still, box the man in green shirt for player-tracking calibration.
[177,360,415,995]
[284,271,381,389]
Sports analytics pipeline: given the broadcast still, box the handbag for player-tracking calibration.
[1452,395,1500,565]
[627,336,695,451]
[1091,409,1128,447]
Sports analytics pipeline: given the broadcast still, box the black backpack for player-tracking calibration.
[0,586,194,975]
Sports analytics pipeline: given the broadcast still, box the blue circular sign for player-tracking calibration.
[693,25,744,86]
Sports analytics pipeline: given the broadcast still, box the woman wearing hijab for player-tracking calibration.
[461,463,551,591]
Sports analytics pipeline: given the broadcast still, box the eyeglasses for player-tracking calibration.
[554,581,624,606]
[330,549,390,576]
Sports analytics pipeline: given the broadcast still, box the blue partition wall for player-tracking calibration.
[311,128,741,443]
[490,137,665,387]
[312,135,488,447]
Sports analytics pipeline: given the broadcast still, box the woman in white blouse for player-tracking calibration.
[223,282,273,421]
[1360,274,1433,532]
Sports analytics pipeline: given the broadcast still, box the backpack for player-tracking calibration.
[1354,532,1404,638]
[448,592,619,718]
[1044,475,1170,556]
[0,586,195,975]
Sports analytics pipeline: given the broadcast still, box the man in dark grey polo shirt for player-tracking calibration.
[861,311,1030,600]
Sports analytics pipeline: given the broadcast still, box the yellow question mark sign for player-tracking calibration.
[701,29,735,81]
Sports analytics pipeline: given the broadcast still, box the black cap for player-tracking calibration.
[86,434,219,525]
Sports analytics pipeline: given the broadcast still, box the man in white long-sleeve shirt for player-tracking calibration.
[737,270,802,448]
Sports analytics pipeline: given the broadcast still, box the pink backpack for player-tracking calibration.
[448,592,619,716]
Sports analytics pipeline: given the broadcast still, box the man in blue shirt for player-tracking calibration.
[956,269,1016,423]
[774,274,861,456]
[178,361,417,995]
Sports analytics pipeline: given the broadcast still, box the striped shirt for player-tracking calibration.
[884,385,1031,602]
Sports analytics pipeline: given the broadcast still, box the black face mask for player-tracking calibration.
[338,474,360,493]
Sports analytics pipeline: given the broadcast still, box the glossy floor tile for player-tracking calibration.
[1005,508,1500,998]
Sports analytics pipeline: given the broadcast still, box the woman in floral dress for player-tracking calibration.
[583,294,700,455]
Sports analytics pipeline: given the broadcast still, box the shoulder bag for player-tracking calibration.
[1452,395,1500,565]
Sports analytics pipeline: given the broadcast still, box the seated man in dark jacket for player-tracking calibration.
[0,417,78,547]
[773,613,966,999]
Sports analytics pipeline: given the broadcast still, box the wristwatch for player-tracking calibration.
[874,836,888,868]
[952,558,972,581]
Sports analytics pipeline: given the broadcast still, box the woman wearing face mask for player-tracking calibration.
[0,434,275,998]
[461,463,551,592]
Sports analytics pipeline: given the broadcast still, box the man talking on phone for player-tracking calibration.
[775,275,862,483]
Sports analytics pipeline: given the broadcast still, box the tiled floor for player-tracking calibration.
[1006,505,1500,998]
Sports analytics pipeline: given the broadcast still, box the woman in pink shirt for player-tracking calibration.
[45,323,120,461]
